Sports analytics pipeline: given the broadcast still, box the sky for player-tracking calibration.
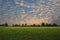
[0,0,60,25]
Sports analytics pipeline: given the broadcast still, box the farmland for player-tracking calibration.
[0,27,60,40]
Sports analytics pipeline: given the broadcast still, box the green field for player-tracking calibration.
[0,27,60,40]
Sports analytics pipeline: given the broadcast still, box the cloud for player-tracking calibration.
[0,0,60,25]
[25,17,51,25]
[0,0,2,2]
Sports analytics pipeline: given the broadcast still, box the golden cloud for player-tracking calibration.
[25,17,51,25]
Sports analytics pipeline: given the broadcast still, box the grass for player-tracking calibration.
[0,27,60,40]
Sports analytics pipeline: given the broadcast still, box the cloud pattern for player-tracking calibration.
[0,0,60,25]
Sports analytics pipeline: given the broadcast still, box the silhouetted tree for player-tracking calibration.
[48,24,52,26]
[12,24,20,27]
[52,23,57,26]
[0,24,2,26]
[46,23,52,26]
[25,24,27,26]
[59,24,60,26]
[37,24,40,27]
[22,24,25,27]
[45,23,49,26]
[0,24,5,26]
[33,24,36,26]
[41,23,45,26]
[4,23,8,26]
[14,24,20,26]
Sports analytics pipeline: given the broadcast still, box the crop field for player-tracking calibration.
[0,27,60,40]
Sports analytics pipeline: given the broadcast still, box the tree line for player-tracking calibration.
[0,23,60,27]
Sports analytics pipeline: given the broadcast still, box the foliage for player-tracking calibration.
[0,23,59,27]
